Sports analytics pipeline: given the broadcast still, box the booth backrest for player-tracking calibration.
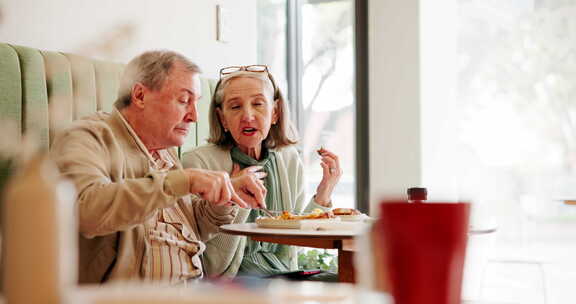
[0,43,216,153]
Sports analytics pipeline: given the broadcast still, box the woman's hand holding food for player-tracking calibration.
[314,147,342,207]
[230,163,268,209]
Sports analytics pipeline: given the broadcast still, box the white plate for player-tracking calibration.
[337,214,370,222]
[255,218,339,229]
[255,217,300,229]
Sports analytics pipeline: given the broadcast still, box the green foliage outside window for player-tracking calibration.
[298,249,338,272]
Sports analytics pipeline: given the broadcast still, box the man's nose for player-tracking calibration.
[184,103,197,122]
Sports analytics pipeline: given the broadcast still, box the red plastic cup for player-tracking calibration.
[375,201,470,304]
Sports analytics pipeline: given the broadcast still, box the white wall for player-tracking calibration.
[0,0,257,79]
[420,0,458,201]
[368,0,459,214]
[368,0,421,214]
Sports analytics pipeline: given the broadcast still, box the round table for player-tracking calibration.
[220,223,364,283]
[220,222,496,284]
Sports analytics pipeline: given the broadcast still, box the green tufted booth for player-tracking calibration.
[0,42,216,153]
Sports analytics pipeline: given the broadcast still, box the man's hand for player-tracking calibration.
[230,164,267,209]
[185,168,249,208]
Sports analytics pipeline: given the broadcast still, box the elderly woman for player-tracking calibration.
[182,65,341,278]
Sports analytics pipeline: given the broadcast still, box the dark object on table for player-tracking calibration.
[407,187,427,203]
[264,269,323,280]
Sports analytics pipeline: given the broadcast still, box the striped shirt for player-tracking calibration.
[117,110,204,284]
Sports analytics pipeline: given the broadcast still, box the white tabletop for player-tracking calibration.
[220,223,366,239]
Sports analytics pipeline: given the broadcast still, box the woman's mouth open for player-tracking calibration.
[242,127,257,136]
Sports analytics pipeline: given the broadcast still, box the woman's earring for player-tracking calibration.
[224,128,228,132]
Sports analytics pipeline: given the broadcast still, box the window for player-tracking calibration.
[300,0,355,209]
[258,0,357,210]
[457,0,576,301]
[458,0,576,247]
[257,0,289,94]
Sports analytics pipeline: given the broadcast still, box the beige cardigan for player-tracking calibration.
[51,110,236,284]
[182,144,328,278]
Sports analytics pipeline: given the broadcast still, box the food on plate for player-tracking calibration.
[332,208,369,222]
[332,208,361,216]
[275,208,335,220]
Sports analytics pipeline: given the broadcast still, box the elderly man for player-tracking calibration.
[51,50,266,284]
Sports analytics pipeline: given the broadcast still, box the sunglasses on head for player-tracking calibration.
[219,65,269,76]
[218,65,279,99]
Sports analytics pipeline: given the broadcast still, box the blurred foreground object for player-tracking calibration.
[2,153,77,304]
[366,200,470,304]
[66,280,389,304]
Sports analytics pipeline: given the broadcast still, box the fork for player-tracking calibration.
[259,207,275,218]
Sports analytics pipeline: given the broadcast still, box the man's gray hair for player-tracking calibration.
[115,50,201,109]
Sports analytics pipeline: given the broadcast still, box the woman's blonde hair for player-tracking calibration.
[207,71,298,149]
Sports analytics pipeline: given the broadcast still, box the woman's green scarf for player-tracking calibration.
[231,146,291,275]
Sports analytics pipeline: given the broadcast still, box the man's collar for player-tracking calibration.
[113,108,159,165]
[112,108,178,170]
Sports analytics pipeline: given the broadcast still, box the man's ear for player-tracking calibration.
[216,108,229,131]
[131,83,146,109]
[271,99,280,125]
